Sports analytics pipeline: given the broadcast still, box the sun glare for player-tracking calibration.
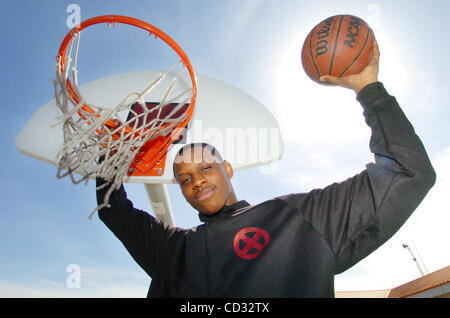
[274,34,370,147]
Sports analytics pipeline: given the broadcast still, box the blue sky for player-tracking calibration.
[1,0,449,297]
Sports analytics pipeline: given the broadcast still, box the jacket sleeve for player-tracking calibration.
[96,178,184,277]
[283,82,436,273]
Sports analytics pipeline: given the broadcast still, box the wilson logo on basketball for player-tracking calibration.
[315,17,334,57]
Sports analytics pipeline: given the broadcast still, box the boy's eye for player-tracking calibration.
[181,177,190,185]
[202,165,212,171]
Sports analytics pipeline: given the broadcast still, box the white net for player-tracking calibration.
[54,31,194,219]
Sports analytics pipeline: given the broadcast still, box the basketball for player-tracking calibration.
[301,15,375,83]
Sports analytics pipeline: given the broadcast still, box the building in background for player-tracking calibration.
[336,265,450,298]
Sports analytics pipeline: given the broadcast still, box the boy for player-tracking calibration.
[97,42,436,297]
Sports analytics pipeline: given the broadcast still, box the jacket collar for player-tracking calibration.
[198,200,250,223]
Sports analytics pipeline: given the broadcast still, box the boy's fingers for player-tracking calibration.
[319,75,340,85]
[372,41,380,60]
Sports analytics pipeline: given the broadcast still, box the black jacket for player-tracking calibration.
[97,82,436,297]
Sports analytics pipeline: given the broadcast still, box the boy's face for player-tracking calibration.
[173,146,236,215]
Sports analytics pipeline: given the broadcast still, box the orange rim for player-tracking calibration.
[57,15,197,174]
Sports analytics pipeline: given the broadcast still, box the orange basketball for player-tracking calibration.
[301,15,375,83]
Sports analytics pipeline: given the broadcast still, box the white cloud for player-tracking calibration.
[277,139,373,193]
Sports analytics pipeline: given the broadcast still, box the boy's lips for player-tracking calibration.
[195,186,215,201]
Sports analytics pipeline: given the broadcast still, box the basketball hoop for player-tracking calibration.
[53,15,197,218]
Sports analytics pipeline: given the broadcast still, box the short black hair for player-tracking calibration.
[172,143,224,181]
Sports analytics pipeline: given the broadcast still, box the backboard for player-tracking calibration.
[15,70,284,225]
[16,70,284,184]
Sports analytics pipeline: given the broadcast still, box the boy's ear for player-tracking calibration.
[223,160,233,179]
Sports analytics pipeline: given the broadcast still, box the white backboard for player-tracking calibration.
[16,70,284,184]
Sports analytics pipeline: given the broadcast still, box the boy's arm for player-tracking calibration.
[286,42,436,272]
[338,81,434,272]
[97,178,183,277]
